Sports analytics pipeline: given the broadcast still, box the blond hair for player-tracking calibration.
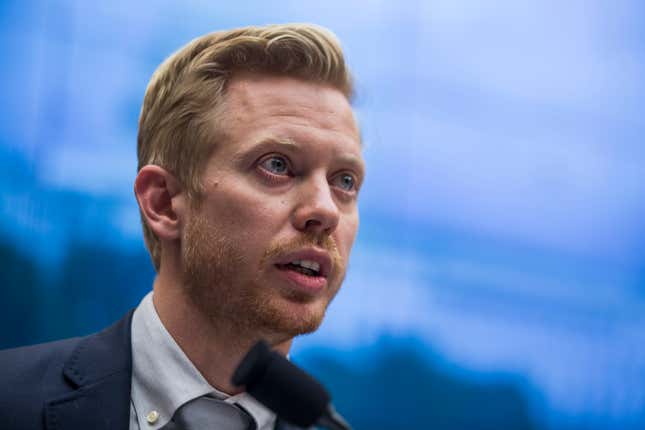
[137,24,354,271]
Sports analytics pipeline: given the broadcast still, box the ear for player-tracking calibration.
[134,165,186,241]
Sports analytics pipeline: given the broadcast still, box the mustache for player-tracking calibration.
[260,232,342,271]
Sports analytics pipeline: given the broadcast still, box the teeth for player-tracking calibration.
[291,260,320,273]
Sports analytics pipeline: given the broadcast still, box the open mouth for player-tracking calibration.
[276,261,322,278]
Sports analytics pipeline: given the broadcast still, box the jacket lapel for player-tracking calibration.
[45,310,135,430]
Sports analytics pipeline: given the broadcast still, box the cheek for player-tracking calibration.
[336,214,359,259]
[205,186,287,238]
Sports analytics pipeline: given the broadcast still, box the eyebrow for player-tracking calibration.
[263,137,300,150]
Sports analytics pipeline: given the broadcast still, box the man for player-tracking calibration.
[0,24,364,430]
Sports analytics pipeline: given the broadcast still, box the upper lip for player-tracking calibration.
[274,248,333,278]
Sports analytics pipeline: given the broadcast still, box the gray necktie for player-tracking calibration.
[161,396,257,430]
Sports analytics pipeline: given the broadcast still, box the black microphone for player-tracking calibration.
[232,340,352,430]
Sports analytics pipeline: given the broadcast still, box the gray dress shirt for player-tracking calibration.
[129,292,276,430]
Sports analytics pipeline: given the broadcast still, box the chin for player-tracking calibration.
[256,295,329,338]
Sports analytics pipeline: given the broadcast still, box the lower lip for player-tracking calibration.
[274,265,327,293]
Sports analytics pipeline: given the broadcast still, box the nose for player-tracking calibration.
[291,175,340,236]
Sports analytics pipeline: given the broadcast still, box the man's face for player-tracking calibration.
[180,74,364,341]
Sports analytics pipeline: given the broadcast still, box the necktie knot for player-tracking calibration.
[162,395,257,430]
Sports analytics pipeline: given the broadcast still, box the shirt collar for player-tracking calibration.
[130,291,276,430]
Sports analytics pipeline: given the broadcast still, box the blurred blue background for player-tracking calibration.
[1,1,644,429]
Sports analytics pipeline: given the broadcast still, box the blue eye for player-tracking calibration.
[334,173,356,192]
[260,155,290,175]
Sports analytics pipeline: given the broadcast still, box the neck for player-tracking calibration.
[151,263,292,394]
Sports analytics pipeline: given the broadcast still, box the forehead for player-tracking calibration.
[223,74,361,149]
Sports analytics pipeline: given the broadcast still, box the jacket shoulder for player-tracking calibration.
[0,337,81,387]
[0,337,81,429]
[0,311,135,430]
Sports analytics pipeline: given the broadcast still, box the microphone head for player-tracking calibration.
[232,340,331,427]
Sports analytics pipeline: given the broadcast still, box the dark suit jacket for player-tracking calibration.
[0,311,304,430]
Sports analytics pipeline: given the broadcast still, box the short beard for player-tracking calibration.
[181,212,345,341]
